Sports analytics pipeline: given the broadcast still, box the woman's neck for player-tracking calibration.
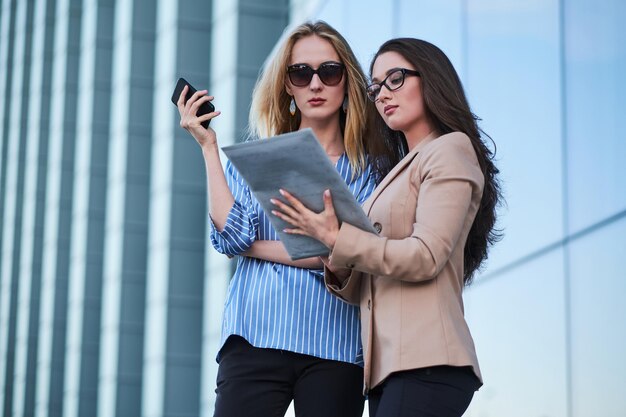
[404,121,435,151]
[300,117,344,158]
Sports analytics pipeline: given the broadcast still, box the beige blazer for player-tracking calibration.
[325,131,484,393]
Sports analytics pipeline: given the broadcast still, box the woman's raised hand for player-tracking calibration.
[177,85,221,149]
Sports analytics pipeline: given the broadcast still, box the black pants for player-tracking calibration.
[368,366,480,417]
[213,336,365,417]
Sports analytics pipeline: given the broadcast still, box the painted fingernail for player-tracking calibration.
[279,189,285,196]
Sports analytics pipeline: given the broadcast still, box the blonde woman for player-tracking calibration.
[177,21,399,417]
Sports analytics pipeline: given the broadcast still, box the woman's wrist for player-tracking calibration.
[324,229,338,251]
[201,141,219,154]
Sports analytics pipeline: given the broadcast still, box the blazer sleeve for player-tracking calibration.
[330,133,484,282]
[323,266,362,305]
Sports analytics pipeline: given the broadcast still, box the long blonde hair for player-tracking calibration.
[248,21,370,175]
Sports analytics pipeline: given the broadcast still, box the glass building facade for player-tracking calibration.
[0,1,624,417]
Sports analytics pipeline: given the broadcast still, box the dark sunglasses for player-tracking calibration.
[287,62,345,87]
[366,68,420,102]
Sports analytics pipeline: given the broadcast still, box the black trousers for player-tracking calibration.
[213,336,365,417]
[368,366,480,417]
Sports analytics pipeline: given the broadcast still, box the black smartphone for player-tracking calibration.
[171,77,215,128]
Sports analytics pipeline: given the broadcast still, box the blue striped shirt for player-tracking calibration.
[210,153,377,364]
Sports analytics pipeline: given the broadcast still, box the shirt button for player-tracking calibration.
[373,222,382,233]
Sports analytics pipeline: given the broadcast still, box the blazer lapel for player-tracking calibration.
[363,131,440,215]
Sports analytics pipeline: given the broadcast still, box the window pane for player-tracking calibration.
[565,0,626,232]
[464,250,567,417]
[398,0,464,73]
[316,0,393,67]
[466,0,564,271]
[570,216,626,417]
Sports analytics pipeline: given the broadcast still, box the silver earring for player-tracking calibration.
[342,96,348,113]
[289,97,296,116]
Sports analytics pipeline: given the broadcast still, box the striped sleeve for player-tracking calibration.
[209,161,259,256]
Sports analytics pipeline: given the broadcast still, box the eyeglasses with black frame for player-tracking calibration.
[366,68,420,102]
[287,61,345,87]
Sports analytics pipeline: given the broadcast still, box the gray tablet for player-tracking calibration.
[222,128,376,260]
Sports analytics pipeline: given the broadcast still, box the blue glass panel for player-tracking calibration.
[464,249,567,417]
[398,0,465,75]
[565,0,626,232]
[316,0,393,69]
[344,0,394,66]
[314,0,345,34]
[466,0,564,272]
[569,216,626,417]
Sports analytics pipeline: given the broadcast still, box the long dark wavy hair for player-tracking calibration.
[370,38,503,285]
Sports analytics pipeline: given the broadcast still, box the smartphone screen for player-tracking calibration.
[171,77,215,128]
